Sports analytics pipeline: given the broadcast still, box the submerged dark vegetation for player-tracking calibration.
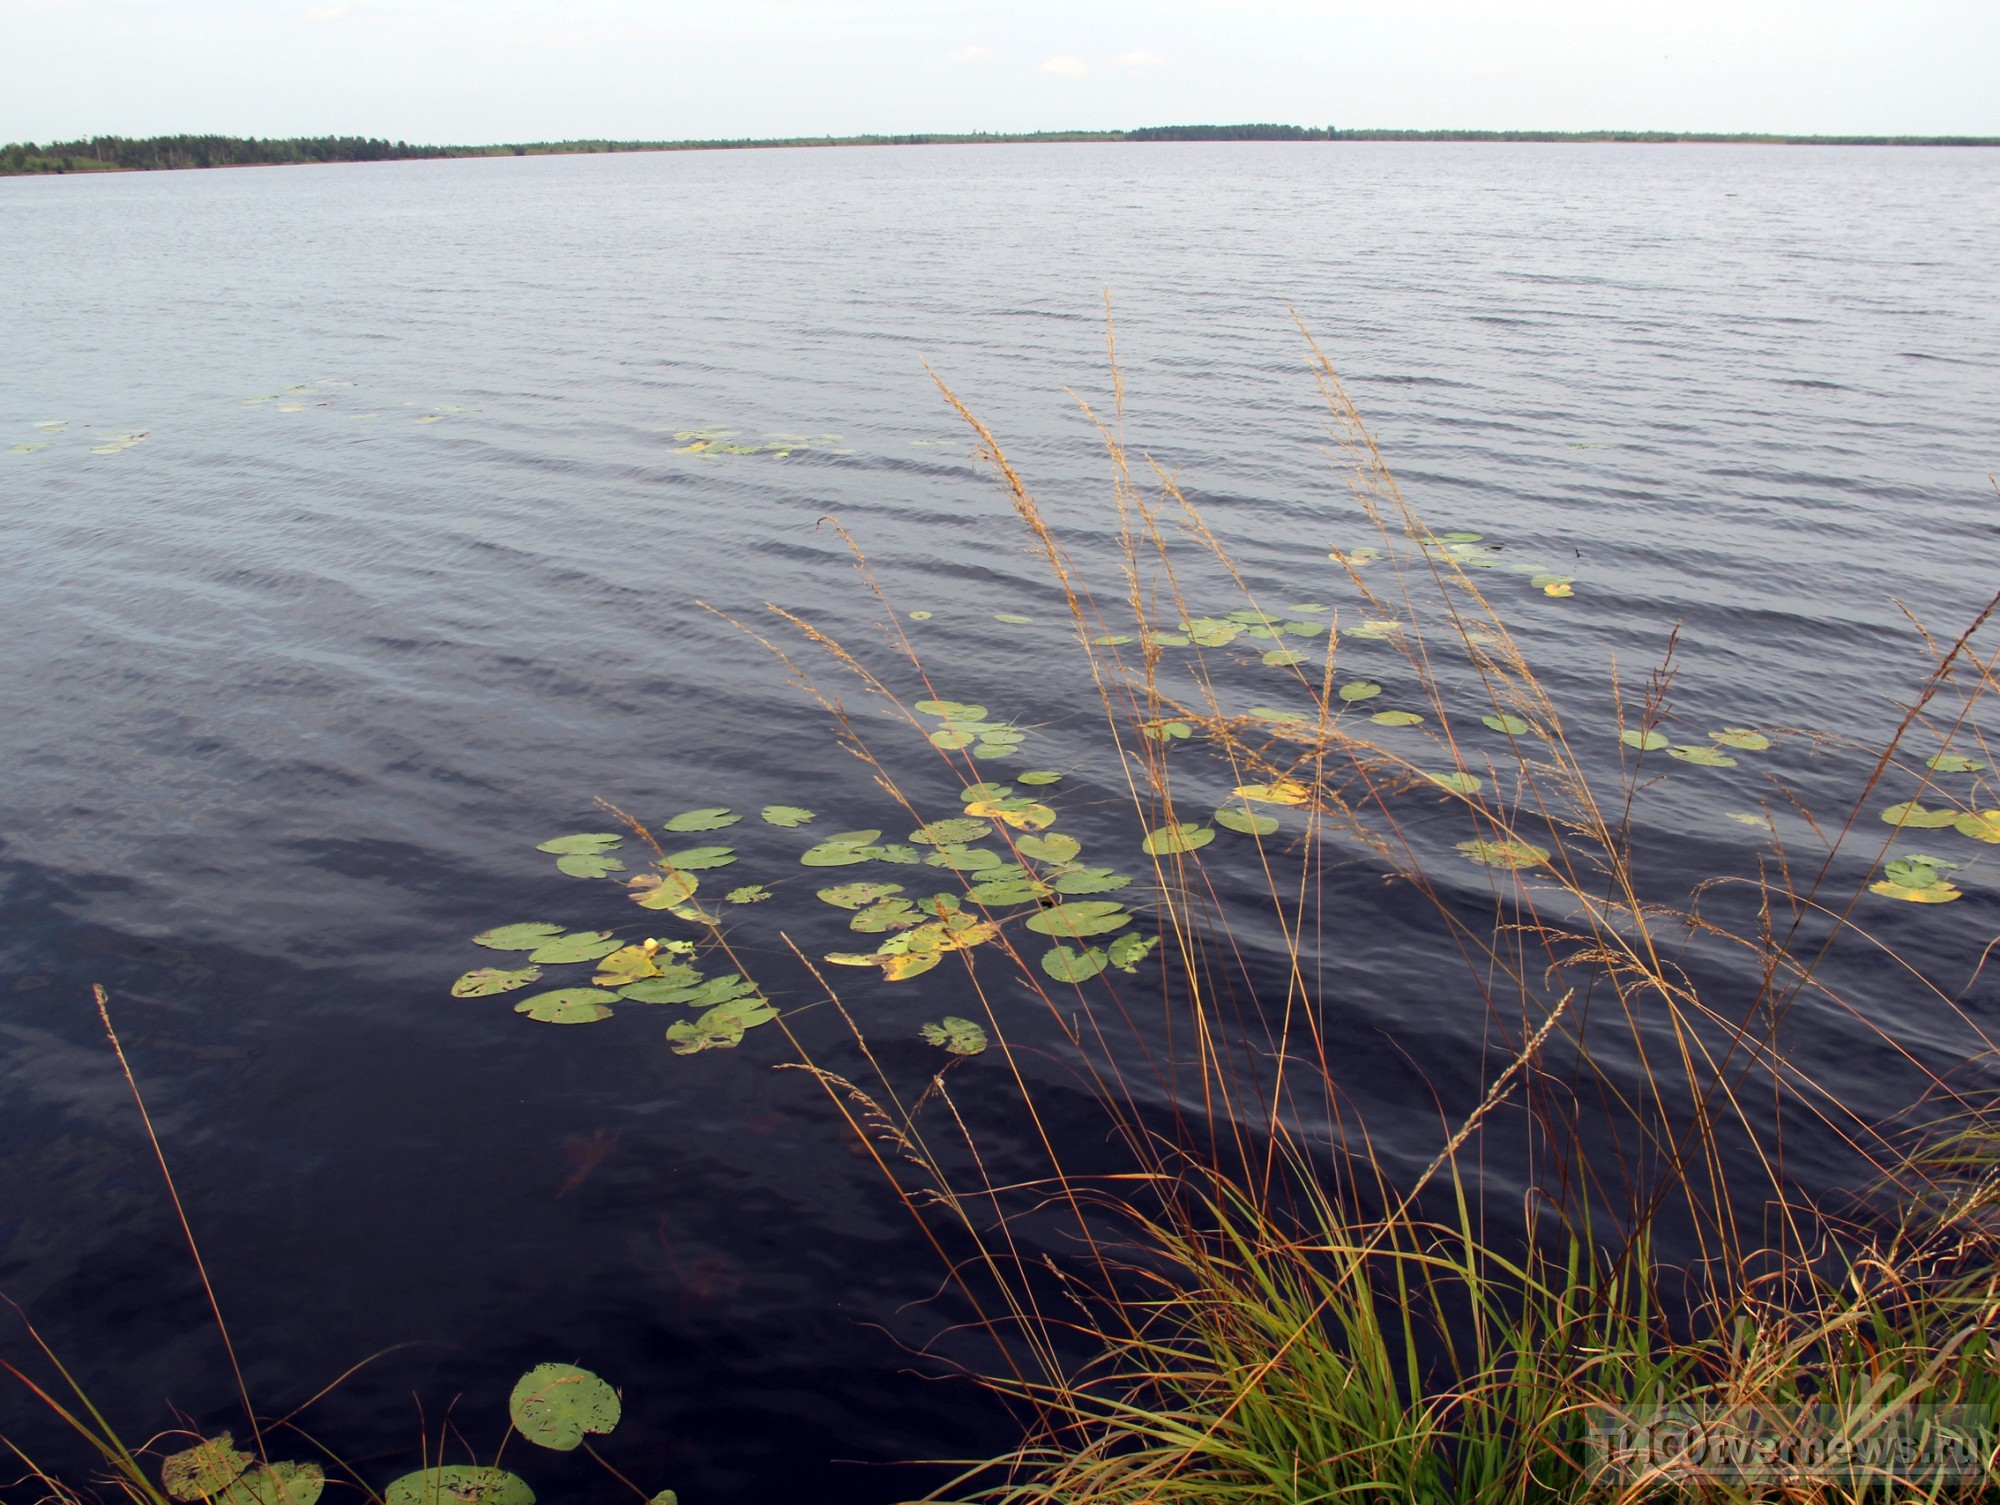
[9,326,2000,1504]
[6,126,1998,176]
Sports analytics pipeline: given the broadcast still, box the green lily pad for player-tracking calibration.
[1712,728,1771,752]
[663,846,737,870]
[1041,945,1108,983]
[451,966,541,998]
[960,782,1013,802]
[911,817,992,846]
[385,1468,533,1505]
[163,1436,253,1501]
[920,1016,988,1055]
[929,728,977,750]
[1282,621,1325,638]
[761,804,816,827]
[613,964,701,1001]
[629,870,699,909]
[1956,810,2000,843]
[1185,620,1240,647]
[663,808,739,833]
[1142,823,1213,855]
[1026,901,1131,940]
[1017,770,1062,786]
[1929,753,1986,773]
[861,843,922,864]
[474,922,565,951]
[536,833,622,855]
[925,844,1002,871]
[667,996,778,1053]
[1091,633,1135,646]
[1145,632,1191,647]
[1107,933,1158,973]
[1371,710,1424,727]
[1426,772,1484,796]
[1529,573,1572,590]
[1669,745,1738,768]
[1248,707,1304,723]
[1215,806,1279,836]
[1339,682,1383,703]
[527,931,622,964]
[556,852,626,879]
[801,843,869,867]
[1015,832,1082,864]
[907,610,933,621]
[1882,803,1960,829]
[725,884,772,904]
[1872,856,1963,903]
[1619,729,1670,751]
[1457,838,1550,870]
[510,1362,622,1451]
[849,899,920,933]
[994,613,1032,625]
[965,875,1049,906]
[1482,714,1530,736]
[818,881,904,909]
[1143,721,1194,742]
[972,742,1018,760]
[915,700,986,720]
[1262,648,1308,667]
[1726,812,1767,826]
[514,989,618,1024]
[220,1463,324,1505]
[1052,865,1132,895]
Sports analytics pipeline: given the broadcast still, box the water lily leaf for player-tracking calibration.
[1372,710,1424,727]
[1711,728,1771,751]
[921,1016,988,1055]
[1542,582,1574,598]
[164,1436,253,1501]
[385,1468,533,1505]
[966,874,1049,906]
[1091,633,1135,646]
[1242,625,1279,641]
[861,843,921,864]
[614,964,701,1001]
[1143,721,1194,742]
[1426,771,1484,796]
[1956,810,2000,844]
[220,1463,324,1505]
[1185,620,1239,647]
[1041,945,1108,982]
[1107,933,1158,972]
[1726,812,1767,826]
[1619,729,1670,751]
[1145,632,1191,647]
[663,846,737,870]
[725,884,772,904]
[972,742,1018,760]
[536,833,622,855]
[907,610,932,621]
[994,613,1032,625]
[1929,753,1986,773]
[556,853,626,879]
[968,799,1056,831]
[510,1362,622,1451]
[1262,648,1308,667]
[1016,832,1082,864]
[1482,714,1530,736]
[514,989,617,1024]
[875,951,939,981]
[1339,682,1383,703]
[1669,745,1737,768]
[818,881,904,909]
[1435,530,1483,543]
[663,808,739,833]
[1053,865,1132,895]
[452,966,542,998]
[1233,780,1310,806]
[1872,879,1963,903]
[1215,806,1279,836]
[1017,770,1062,786]
[1026,901,1131,939]
[1282,621,1325,638]
[666,1001,761,1052]
[663,975,762,1009]
[1883,856,1958,888]
[958,782,1012,803]
[849,899,920,933]
[1329,546,1383,566]
[911,817,992,846]
[801,843,869,867]
[925,844,1002,871]
[761,805,815,827]
[1881,802,1960,829]
[1142,823,1214,855]
[915,700,986,720]
[1247,707,1304,723]
[1457,838,1550,870]
[527,931,621,964]
[929,728,977,749]
[629,871,698,909]
[474,922,564,951]
[1529,573,1570,589]
[593,945,662,987]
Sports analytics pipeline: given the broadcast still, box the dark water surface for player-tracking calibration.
[3,142,1999,1500]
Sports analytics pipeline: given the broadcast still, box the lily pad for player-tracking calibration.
[1025,901,1132,940]
[1338,682,1383,703]
[663,808,740,833]
[965,798,1056,830]
[862,843,922,864]
[925,844,1002,871]
[1053,865,1132,895]
[1142,823,1214,856]
[1426,771,1484,796]
[452,966,541,998]
[1371,710,1425,728]
[972,742,1018,760]
[1725,812,1767,827]
[1929,753,1986,773]
[920,1016,988,1055]
[1091,633,1135,646]
[725,884,772,904]
[1262,648,1308,667]
[1016,832,1082,865]
[915,700,986,720]
[385,1468,533,1505]
[1956,810,2000,844]
[960,782,1013,802]
[614,964,701,1001]
[1143,721,1194,742]
[1457,838,1550,870]
[911,817,991,846]
[1041,945,1109,983]
[929,728,977,750]
[593,945,662,987]
[1145,632,1191,648]
[1619,729,1670,751]
[1233,780,1310,806]
[1669,745,1738,768]
[474,922,565,951]
[1881,803,1961,829]
[164,1436,253,1501]
[536,833,622,855]
[1872,856,1963,903]
[1712,728,1771,752]
[850,898,921,932]
[965,874,1049,906]
[907,610,932,621]
[1542,582,1574,598]
[1107,933,1158,973]
[1017,770,1062,786]
[514,989,617,1024]
[629,871,699,909]
[818,881,905,909]
[1282,621,1325,638]
[220,1464,325,1505]
[761,805,816,827]
[1215,806,1279,836]
[667,996,776,1053]
[510,1362,622,1451]
[527,931,622,964]
[1482,714,1530,736]
[556,852,626,879]
[663,846,737,870]
[994,613,1032,625]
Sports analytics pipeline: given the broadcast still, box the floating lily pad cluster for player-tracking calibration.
[161,1435,323,1505]
[1871,855,1963,904]
[1619,726,1774,769]
[917,699,1028,760]
[668,426,850,458]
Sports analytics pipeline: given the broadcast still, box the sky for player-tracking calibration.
[3,0,1996,144]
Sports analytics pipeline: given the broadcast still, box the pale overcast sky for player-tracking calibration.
[3,0,1995,143]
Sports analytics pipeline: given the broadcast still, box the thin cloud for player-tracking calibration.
[1112,50,1170,70]
[1039,54,1088,78]
[947,44,992,64]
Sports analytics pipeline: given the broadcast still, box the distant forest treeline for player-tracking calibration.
[5,125,1996,175]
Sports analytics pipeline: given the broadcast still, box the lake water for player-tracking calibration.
[3,141,1998,1501]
